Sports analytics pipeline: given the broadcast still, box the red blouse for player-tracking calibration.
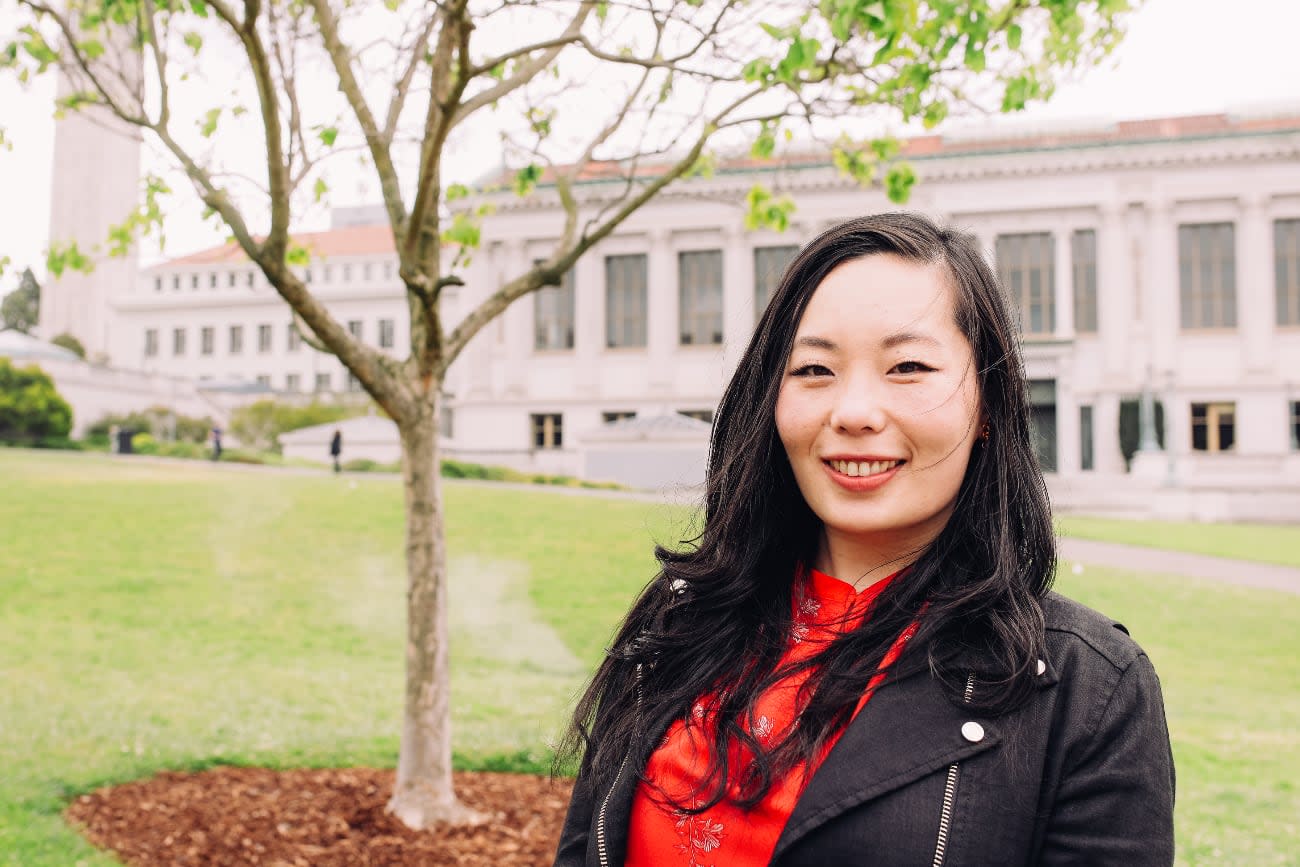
[625,567,917,867]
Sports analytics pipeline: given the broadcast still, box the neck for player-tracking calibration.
[813,526,932,591]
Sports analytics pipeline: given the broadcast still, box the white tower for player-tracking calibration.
[40,37,142,362]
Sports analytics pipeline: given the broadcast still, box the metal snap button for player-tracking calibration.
[1036,659,1047,676]
[961,721,985,743]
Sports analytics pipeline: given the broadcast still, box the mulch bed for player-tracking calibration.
[65,767,575,866]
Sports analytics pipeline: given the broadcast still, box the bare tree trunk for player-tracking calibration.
[387,394,484,828]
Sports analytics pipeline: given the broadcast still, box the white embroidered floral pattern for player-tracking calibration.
[791,595,821,643]
[753,714,774,742]
[673,812,726,867]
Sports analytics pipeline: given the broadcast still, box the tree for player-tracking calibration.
[1,267,40,333]
[0,357,73,443]
[1,0,1135,828]
[50,331,86,358]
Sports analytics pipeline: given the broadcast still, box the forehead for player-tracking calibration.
[795,254,958,336]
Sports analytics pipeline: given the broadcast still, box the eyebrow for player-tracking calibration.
[792,331,942,352]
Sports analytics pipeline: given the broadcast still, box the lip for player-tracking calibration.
[822,457,905,492]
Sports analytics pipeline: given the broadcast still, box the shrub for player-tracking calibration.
[130,432,159,455]
[86,406,213,444]
[49,332,86,359]
[0,358,73,444]
[342,458,401,473]
[229,399,370,453]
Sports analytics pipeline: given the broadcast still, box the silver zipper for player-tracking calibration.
[596,662,644,867]
[932,673,977,867]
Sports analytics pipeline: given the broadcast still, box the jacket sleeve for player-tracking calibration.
[1040,652,1176,866]
[553,750,597,867]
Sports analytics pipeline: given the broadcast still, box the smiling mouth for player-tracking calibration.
[826,459,904,478]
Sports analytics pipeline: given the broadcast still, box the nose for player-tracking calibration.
[829,375,888,433]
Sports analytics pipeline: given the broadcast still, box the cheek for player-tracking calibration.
[774,387,815,451]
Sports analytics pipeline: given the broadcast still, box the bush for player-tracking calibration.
[229,399,370,453]
[49,332,86,359]
[0,358,73,444]
[86,406,213,444]
[130,432,159,455]
[436,458,626,490]
[342,458,401,473]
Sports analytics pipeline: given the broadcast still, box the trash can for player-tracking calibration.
[116,429,135,454]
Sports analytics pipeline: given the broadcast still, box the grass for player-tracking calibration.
[1056,515,1300,569]
[0,449,1295,866]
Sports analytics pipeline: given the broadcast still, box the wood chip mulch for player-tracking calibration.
[65,767,576,866]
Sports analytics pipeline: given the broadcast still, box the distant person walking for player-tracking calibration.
[330,429,343,473]
[210,426,223,461]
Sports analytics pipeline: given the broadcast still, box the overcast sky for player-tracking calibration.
[2,0,1299,293]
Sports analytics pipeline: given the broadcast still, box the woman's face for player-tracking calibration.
[775,253,983,567]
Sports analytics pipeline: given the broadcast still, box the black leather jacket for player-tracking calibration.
[554,591,1175,866]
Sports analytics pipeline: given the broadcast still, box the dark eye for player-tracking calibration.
[891,361,934,375]
[791,363,832,377]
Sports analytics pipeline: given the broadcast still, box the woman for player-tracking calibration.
[555,213,1175,866]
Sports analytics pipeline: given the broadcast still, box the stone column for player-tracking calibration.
[1053,228,1074,340]
[573,249,602,394]
[500,239,529,396]
[1143,199,1178,375]
[1238,194,1275,374]
[1093,392,1126,475]
[1055,371,1081,477]
[647,228,676,395]
[722,225,753,378]
[1098,203,1130,380]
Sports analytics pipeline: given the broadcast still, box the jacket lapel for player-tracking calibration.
[770,667,1001,861]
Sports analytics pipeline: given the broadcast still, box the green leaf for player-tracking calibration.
[190,0,210,18]
[513,163,542,197]
[318,126,338,147]
[445,183,471,202]
[286,244,311,267]
[441,212,481,248]
[743,184,795,232]
[922,101,948,130]
[1007,24,1023,51]
[78,39,105,59]
[183,31,203,56]
[313,178,328,203]
[964,41,985,73]
[884,163,917,204]
[199,108,221,138]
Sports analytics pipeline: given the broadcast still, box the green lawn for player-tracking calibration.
[1057,515,1300,569]
[0,450,1295,866]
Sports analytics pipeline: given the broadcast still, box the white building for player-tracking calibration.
[82,112,1300,509]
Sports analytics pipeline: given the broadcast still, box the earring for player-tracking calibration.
[980,423,990,442]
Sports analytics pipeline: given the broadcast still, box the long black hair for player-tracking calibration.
[559,212,1055,811]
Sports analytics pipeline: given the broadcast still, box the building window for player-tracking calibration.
[363,262,373,280]
[679,409,714,424]
[229,324,244,355]
[378,318,395,349]
[1179,222,1236,329]
[323,265,333,283]
[531,413,563,448]
[171,275,180,290]
[172,327,186,356]
[440,403,454,439]
[246,270,255,288]
[153,277,162,292]
[1276,219,1300,326]
[1072,230,1098,334]
[605,254,648,348]
[754,245,798,321]
[189,273,198,289]
[305,268,313,285]
[255,323,271,353]
[346,372,363,392]
[255,374,271,387]
[679,250,724,346]
[144,328,159,357]
[342,264,352,281]
[602,411,636,424]
[1191,401,1236,452]
[227,272,236,288]
[209,272,217,289]
[996,232,1055,336]
[287,322,301,352]
[347,319,363,339]
[384,261,394,280]
[200,326,214,356]
[535,268,576,350]
[1290,401,1300,450]
[314,372,331,392]
[286,373,301,392]
[1079,404,1094,471]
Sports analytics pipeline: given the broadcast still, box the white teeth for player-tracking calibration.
[829,459,900,477]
